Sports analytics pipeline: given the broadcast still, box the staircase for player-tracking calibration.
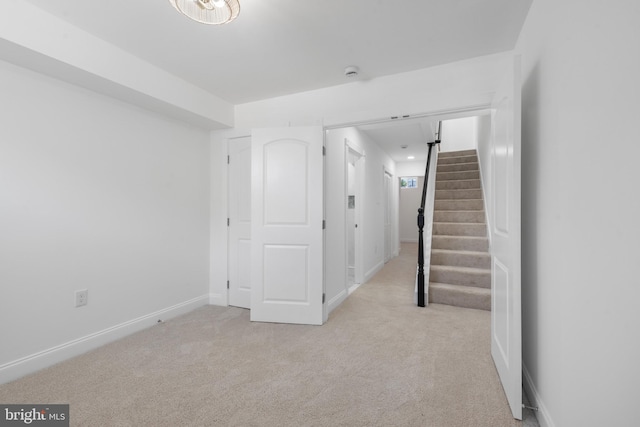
[429,149,491,311]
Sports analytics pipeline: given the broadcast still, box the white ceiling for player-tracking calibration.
[22,0,531,161]
[358,117,436,163]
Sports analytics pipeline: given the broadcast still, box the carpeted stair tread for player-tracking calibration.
[436,170,480,181]
[432,236,489,251]
[438,155,478,165]
[438,149,477,158]
[435,199,484,211]
[436,179,481,190]
[430,265,491,289]
[437,162,479,173]
[433,210,485,223]
[436,189,483,200]
[431,249,491,269]
[429,282,491,311]
[432,222,487,237]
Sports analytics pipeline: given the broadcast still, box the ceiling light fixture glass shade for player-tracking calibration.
[169,0,240,25]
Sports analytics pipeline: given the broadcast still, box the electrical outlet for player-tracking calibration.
[75,289,88,307]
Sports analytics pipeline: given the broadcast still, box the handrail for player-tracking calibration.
[417,121,442,307]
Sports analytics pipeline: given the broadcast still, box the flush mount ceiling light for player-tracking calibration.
[169,0,240,25]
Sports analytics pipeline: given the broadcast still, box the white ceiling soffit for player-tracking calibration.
[22,0,532,105]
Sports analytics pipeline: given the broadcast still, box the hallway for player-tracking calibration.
[0,244,534,426]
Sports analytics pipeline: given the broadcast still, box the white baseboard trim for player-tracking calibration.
[523,363,555,427]
[327,289,348,314]
[0,295,209,385]
[364,261,384,283]
[208,292,227,306]
[348,283,361,295]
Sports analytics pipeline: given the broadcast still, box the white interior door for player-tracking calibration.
[491,55,522,420]
[250,126,324,325]
[228,136,252,309]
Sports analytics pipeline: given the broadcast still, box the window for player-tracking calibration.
[400,177,418,189]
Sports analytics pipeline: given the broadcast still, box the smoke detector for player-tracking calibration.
[344,66,359,77]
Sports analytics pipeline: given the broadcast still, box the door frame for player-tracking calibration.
[227,136,253,309]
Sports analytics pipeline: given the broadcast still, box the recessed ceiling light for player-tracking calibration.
[408,156,415,160]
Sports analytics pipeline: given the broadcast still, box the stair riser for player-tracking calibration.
[429,268,491,289]
[435,200,484,211]
[438,155,478,165]
[437,171,480,181]
[433,211,485,223]
[431,236,489,252]
[429,285,490,311]
[433,223,487,237]
[435,189,483,200]
[436,180,480,190]
[431,251,491,269]
[437,162,479,173]
[438,149,477,158]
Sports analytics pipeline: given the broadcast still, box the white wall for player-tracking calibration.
[235,53,511,129]
[359,131,396,281]
[0,60,211,383]
[324,127,396,312]
[440,116,478,152]
[397,165,428,250]
[399,177,423,242]
[0,0,233,130]
[396,161,428,177]
[476,114,493,247]
[516,1,640,426]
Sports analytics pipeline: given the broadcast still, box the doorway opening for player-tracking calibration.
[346,141,365,289]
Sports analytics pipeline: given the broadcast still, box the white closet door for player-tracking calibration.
[228,136,252,309]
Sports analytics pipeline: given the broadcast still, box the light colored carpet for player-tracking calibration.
[0,244,536,426]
